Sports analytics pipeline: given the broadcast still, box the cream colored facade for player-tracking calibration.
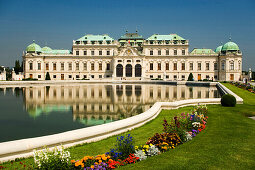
[23,33,242,81]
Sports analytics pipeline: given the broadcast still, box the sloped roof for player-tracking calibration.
[147,34,185,41]
[190,48,216,55]
[76,34,114,41]
[42,49,71,54]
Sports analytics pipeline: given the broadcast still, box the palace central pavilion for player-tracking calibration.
[23,32,242,81]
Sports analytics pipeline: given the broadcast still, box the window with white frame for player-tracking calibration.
[230,62,234,70]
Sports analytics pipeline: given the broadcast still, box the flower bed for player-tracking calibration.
[230,81,255,94]
[68,105,208,170]
[3,104,208,170]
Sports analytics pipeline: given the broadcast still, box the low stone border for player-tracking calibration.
[0,82,242,163]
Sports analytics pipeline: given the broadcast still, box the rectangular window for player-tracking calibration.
[106,63,110,70]
[69,75,72,79]
[182,50,185,55]
[38,63,41,70]
[190,63,193,70]
[99,51,102,55]
[83,63,87,70]
[158,63,161,70]
[45,63,49,70]
[230,62,234,70]
[91,63,94,71]
[150,75,153,79]
[107,50,110,55]
[158,50,161,55]
[76,63,79,71]
[53,63,56,71]
[174,50,177,55]
[206,63,210,70]
[83,75,87,79]
[29,63,33,70]
[38,75,41,79]
[69,63,72,71]
[76,75,79,79]
[182,75,185,80]
[76,51,79,56]
[99,75,102,78]
[84,51,87,55]
[174,75,177,80]
[61,63,64,71]
[150,50,153,55]
[174,63,177,70]
[214,63,218,70]
[53,75,56,78]
[150,63,153,70]
[182,63,185,70]
[198,63,201,70]
[166,63,169,70]
[158,75,161,79]
[166,50,169,55]
[91,51,95,55]
[99,63,102,71]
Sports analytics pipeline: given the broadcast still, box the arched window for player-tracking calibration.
[135,64,142,77]
[116,64,123,77]
[221,61,225,71]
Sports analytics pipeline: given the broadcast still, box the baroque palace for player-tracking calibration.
[23,32,242,81]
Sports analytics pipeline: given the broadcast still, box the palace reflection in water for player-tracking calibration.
[0,84,220,142]
[22,84,220,124]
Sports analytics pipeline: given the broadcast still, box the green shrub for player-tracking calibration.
[45,72,51,80]
[187,73,194,81]
[221,94,236,107]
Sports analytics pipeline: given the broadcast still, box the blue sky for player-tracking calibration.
[0,0,254,70]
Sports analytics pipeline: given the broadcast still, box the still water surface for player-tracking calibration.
[0,84,220,142]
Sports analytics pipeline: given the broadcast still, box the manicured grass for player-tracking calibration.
[1,83,255,169]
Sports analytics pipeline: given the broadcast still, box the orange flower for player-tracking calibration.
[91,165,94,169]
[71,160,76,163]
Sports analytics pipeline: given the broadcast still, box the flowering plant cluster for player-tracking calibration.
[162,105,208,142]
[71,154,111,169]
[230,81,255,93]
[134,144,160,161]
[33,146,71,169]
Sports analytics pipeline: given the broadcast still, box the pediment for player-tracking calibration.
[118,47,140,57]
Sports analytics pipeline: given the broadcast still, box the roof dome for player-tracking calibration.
[26,41,42,53]
[221,41,239,51]
[42,46,52,51]
[215,45,223,53]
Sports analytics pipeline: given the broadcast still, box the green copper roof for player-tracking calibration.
[190,48,216,55]
[42,46,52,51]
[26,41,42,52]
[221,41,239,51]
[42,49,71,54]
[27,105,71,118]
[147,34,185,40]
[215,45,223,53]
[77,34,114,41]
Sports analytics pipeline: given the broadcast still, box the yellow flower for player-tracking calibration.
[91,165,94,169]
[107,155,111,159]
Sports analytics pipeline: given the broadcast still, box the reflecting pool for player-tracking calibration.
[0,84,220,142]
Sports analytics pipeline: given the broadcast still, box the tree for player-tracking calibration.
[14,60,21,74]
[45,72,51,80]
[188,73,194,81]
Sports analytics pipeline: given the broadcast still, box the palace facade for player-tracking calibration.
[23,32,242,81]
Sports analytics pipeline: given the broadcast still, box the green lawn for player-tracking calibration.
[1,83,255,169]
